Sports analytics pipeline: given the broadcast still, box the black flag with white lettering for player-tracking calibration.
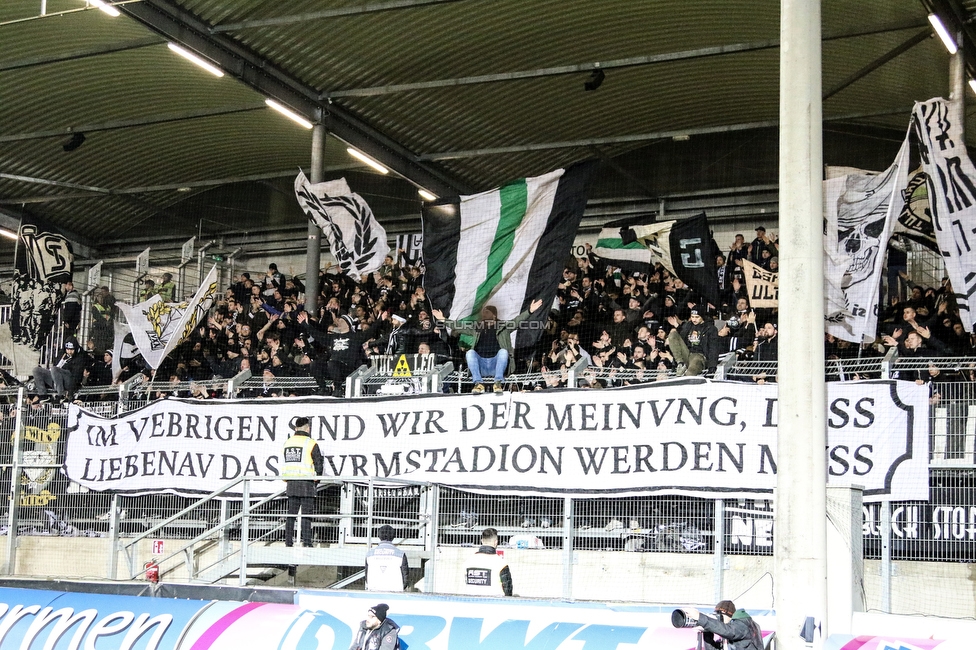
[669,213,720,307]
[11,214,74,349]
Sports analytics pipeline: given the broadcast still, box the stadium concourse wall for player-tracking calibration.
[0,537,974,619]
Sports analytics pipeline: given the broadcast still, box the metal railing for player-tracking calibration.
[114,474,436,587]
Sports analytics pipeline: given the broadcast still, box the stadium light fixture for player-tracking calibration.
[347,148,389,174]
[89,0,121,17]
[418,189,437,201]
[265,99,314,129]
[167,43,225,77]
[929,13,958,54]
[0,228,19,241]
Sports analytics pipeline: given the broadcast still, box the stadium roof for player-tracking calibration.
[0,0,970,255]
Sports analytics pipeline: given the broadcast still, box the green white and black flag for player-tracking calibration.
[294,172,390,280]
[593,217,656,274]
[423,162,597,346]
[624,212,720,306]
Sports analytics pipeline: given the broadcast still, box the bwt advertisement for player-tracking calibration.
[0,587,772,650]
[63,380,929,500]
[0,587,967,650]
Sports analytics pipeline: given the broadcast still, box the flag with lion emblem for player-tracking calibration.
[118,265,219,369]
[294,171,390,280]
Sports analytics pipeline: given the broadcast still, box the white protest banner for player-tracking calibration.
[65,379,929,501]
[741,259,778,308]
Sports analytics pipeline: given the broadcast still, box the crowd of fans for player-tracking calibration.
[19,226,976,404]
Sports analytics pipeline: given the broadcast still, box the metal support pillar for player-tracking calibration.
[880,500,892,613]
[218,499,230,569]
[238,479,250,587]
[949,35,966,138]
[306,124,324,310]
[338,483,355,546]
[561,497,574,600]
[4,388,25,574]
[366,479,375,550]
[713,498,725,602]
[777,0,827,646]
[426,484,439,592]
[107,492,120,579]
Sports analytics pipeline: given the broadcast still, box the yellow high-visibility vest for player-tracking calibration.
[282,434,316,479]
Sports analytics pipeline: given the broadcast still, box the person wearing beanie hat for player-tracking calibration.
[281,416,323,547]
[350,603,400,650]
[665,308,720,377]
[365,524,409,592]
[31,339,88,405]
[682,599,764,650]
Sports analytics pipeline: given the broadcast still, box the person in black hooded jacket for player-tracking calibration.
[690,600,764,650]
[298,310,386,393]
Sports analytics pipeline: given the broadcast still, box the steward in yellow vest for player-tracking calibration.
[282,417,323,547]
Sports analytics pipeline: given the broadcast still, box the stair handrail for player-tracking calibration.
[119,474,434,580]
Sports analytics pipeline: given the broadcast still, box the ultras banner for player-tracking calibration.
[64,379,929,501]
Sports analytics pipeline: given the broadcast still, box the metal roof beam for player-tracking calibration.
[324,41,780,99]
[211,0,464,33]
[118,0,470,197]
[417,108,914,160]
[0,37,163,73]
[823,29,932,101]
[0,104,266,143]
[0,164,370,204]
[323,19,928,99]
[0,173,110,194]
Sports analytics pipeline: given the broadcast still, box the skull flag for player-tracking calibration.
[824,133,911,343]
[10,214,74,351]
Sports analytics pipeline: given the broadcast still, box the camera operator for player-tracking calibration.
[688,600,763,650]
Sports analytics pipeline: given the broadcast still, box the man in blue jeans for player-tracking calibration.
[434,299,543,394]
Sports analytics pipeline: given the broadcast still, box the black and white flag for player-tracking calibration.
[395,233,424,267]
[625,213,720,306]
[10,215,74,352]
[294,172,390,280]
[912,98,976,331]
[823,136,910,342]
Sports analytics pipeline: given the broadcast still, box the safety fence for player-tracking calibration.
[0,378,972,615]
